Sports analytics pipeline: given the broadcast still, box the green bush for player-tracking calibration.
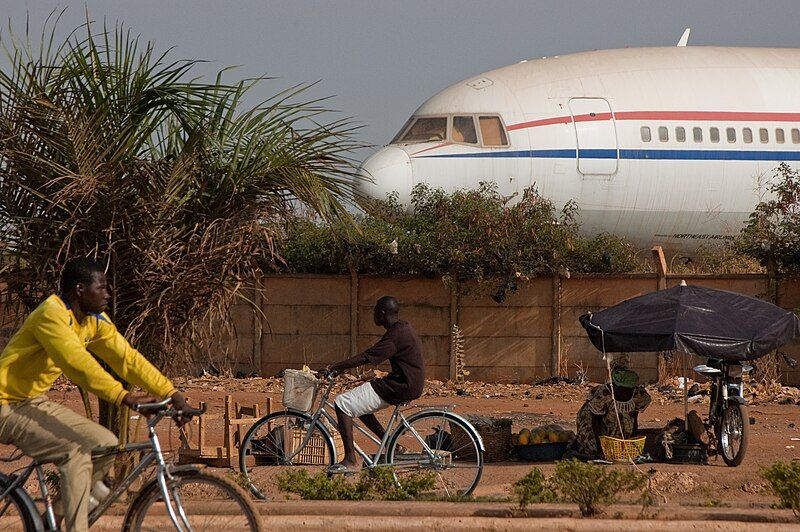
[360,466,436,501]
[550,459,647,517]
[277,469,359,500]
[761,461,800,516]
[737,163,800,274]
[276,466,436,501]
[282,183,642,293]
[512,468,557,510]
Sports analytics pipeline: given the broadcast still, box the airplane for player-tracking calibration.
[355,33,800,251]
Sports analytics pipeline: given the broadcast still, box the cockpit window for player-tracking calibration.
[479,116,508,146]
[452,116,478,144]
[398,117,447,143]
[390,118,414,144]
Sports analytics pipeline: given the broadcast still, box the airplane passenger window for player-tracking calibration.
[658,126,668,142]
[452,116,478,144]
[693,127,703,142]
[743,128,753,143]
[399,117,448,143]
[640,126,651,142]
[776,128,785,144]
[792,128,800,144]
[479,116,509,146]
[710,127,720,143]
[726,128,736,143]
[675,127,686,142]
[759,128,769,143]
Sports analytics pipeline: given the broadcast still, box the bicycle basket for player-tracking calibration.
[282,369,318,412]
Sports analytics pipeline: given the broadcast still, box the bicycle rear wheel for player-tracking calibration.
[122,468,262,531]
[0,476,41,532]
[386,411,483,498]
[239,411,336,500]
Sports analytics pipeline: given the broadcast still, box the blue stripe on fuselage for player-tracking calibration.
[416,149,800,161]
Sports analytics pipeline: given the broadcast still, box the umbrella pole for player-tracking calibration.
[683,351,689,431]
[684,376,689,432]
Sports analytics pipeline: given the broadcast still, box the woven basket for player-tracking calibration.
[451,417,510,462]
[599,435,646,462]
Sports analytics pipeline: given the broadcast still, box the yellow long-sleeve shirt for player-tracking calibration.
[0,295,175,405]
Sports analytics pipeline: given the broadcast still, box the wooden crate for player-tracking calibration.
[289,427,344,465]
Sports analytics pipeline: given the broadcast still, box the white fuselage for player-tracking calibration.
[356,46,800,250]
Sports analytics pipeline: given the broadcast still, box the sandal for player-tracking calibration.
[327,462,361,475]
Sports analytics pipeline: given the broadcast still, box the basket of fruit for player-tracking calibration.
[513,425,573,462]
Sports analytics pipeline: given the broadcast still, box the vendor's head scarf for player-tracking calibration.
[611,368,639,388]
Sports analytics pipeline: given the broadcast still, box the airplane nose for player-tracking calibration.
[355,147,412,205]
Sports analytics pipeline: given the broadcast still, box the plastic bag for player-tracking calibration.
[283,368,318,412]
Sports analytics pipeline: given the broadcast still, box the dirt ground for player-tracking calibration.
[166,374,800,508]
[1,374,799,522]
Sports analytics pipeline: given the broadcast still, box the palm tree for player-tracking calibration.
[0,15,363,430]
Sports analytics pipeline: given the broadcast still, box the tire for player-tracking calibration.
[238,410,336,500]
[0,476,44,532]
[122,468,262,532]
[717,402,749,467]
[386,410,484,498]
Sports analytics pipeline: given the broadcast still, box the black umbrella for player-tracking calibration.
[580,282,800,432]
[579,282,800,361]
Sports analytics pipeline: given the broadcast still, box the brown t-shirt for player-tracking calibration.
[363,321,425,405]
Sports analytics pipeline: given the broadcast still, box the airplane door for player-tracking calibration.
[568,98,618,176]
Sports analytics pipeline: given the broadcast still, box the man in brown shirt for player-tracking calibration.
[325,296,425,472]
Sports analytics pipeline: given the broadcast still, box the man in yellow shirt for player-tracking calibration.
[0,258,188,531]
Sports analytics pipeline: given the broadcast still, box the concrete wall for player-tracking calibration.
[2,274,798,385]
[252,273,799,386]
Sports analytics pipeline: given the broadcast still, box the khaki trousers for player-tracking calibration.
[0,395,118,532]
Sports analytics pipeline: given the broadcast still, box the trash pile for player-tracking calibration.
[748,381,800,405]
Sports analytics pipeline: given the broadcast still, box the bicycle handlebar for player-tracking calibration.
[133,397,173,412]
[132,398,207,419]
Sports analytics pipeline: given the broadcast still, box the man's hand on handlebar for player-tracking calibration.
[170,391,192,427]
[318,366,339,379]
[122,392,161,415]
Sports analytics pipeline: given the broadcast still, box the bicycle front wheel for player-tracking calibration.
[122,468,262,532]
[386,411,483,498]
[0,477,41,532]
[239,410,336,500]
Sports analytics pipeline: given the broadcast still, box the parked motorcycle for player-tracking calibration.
[692,359,752,466]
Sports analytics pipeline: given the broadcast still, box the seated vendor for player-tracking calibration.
[573,368,652,459]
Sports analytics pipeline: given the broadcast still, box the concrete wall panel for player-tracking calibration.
[358,277,449,307]
[459,306,552,338]
[262,275,350,305]
[561,277,657,307]
[266,305,350,335]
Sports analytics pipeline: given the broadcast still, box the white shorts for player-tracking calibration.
[334,382,389,418]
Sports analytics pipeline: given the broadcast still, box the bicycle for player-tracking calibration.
[0,397,263,531]
[239,371,485,500]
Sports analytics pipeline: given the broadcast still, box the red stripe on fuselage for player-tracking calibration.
[507,111,800,131]
[507,116,572,130]
[409,142,451,156]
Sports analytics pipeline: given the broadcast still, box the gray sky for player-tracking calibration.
[3,1,800,160]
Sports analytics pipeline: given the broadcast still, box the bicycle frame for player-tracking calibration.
[296,376,454,468]
[0,399,200,532]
